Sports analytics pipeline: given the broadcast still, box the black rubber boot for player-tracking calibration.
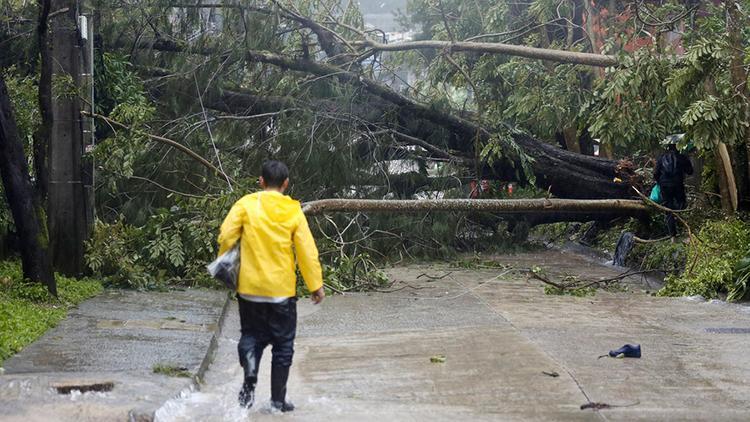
[238,377,256,408]
[270,365,295,412]
[239,350,259,408]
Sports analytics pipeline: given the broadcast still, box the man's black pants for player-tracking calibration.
[660,185,687,237]
[237,296,297,380]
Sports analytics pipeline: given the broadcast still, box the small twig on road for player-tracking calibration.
[576,269,666,289]
[416,271,453,280]
[526,267,665,291]
[581,400,640,410]
[373,283,433,293]
[526,268,568,290]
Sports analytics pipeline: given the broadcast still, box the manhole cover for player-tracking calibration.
[705,328,750,334]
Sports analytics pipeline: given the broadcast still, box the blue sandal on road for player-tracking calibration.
[608,344,641,358]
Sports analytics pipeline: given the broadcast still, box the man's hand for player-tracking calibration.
[311,287,325,304]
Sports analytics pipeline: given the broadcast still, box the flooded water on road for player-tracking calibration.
[154,304,340,422]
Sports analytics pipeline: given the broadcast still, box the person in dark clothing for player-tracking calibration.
[653,143,693,238]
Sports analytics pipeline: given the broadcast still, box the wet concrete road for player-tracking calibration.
[156,250,750,421]
[0,289,228,421]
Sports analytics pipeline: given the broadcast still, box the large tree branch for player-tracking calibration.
[357,39,619,67]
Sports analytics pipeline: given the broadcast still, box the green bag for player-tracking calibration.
[649,184,662,203]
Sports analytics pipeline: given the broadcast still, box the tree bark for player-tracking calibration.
[34,0,52,202]
[562,127,581,154]
[48,0,88,276]
[0,75,56,294]
[717,142,738,212]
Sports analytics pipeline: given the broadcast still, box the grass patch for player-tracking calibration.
[0,261,102,365]
[152,363,192,378]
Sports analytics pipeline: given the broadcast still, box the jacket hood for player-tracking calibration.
[257,191,300,222]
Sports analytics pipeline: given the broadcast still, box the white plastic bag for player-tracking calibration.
[207,243,240,290]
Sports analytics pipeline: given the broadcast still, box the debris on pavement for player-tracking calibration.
[580,402,612,410]
[430,355,446,363]
[610,344,641,358]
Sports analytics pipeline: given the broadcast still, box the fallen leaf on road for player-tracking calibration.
[430,355,446,363]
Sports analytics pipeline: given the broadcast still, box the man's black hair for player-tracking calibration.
[261,160,289,188]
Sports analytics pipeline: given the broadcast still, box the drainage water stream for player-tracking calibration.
[154,302,337,422]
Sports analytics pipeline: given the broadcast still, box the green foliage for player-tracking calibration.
[318,253,389,293]
[586,52,681,153]
[499,59,590,141]
[92,52,156,186]
[665,38,747,152]
[95,53,155,124]
[86,191,248,290]
[659,219,750,299]
[480,127,536,184]
[730,257,750,302]
[635,242,687,274]
[0,261,102,364]
[2,67,39,151]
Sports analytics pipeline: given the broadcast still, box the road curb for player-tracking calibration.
[196,290,233,383]
[129,289,233,422]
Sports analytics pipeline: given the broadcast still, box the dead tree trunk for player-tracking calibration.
[0,75,56,294]
[48,0,88,275]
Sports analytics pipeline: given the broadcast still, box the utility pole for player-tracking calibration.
[48,0,89,275]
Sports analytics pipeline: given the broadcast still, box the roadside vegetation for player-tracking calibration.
[536,211,750,301]
[0,261,101,365]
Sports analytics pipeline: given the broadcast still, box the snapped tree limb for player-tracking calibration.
[357,40,619,67]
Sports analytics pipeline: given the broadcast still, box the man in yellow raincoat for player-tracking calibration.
[217,160,325,412]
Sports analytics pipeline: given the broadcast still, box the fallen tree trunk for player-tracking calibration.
[302,198,649,221]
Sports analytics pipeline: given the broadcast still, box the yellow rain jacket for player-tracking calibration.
[217,191,323,298]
